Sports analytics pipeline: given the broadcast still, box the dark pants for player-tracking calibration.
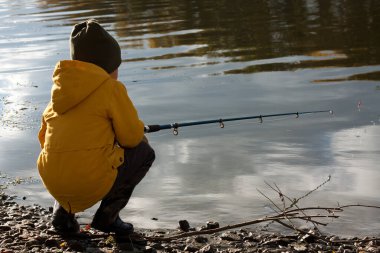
[92,141,155,226]
[53,141,155,228]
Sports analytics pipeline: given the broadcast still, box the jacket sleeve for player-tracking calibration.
[108,81,144,148]
[38,116,47,149]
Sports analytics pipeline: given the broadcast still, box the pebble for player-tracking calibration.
[292,243,307,252]
[178,219,190,231]
[44,238,59,248]
[199,244,214,253]
[206,221,220,229]
[184,244,200,252]
[144,245,157,253]
[195,235,209,243]
[220,232,241,241]
[0,225,11,232]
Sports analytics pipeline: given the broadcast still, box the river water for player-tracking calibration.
[0,0,379,236]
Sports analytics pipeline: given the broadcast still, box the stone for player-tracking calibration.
[292,243,307,252]
[144,246,157,253]
[299,231,317,243]
[330,236,340,242]
[368,240,380,247]
[195,235,208,243]
[172,243,186,251]
[25,239,41,248]
[44,238,59,248]
[206,221,220,230]
[1,238,13,245]
[31,247,41,252]
[21,213,32,219]
[150,242,164,250]
[364,246,379,253]
[178,220,190,232]
[199,244,215,253]
[220,232,241,242]
[0,249,14,253]
[184,244,199,252]
[242,234,255,242]
[35,234,48,243]
[198,225,208,231]
[36,223,47,230]
[21,220,35,228]
[228,249,242,253]
[262,238,291,247]
[0,225,11,232]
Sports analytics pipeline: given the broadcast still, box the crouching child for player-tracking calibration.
[37,19,155,235]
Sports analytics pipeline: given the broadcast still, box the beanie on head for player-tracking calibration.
[70,19,121,74]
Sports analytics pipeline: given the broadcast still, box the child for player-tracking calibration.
[37,19,155,235]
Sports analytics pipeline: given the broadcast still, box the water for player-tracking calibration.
[1,0,379,236]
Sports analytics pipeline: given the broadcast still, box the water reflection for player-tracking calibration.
[313,70,380,83]
[330,125,380,199]
[26,0,380,78]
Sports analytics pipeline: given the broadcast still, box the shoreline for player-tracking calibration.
[1,191,379,252]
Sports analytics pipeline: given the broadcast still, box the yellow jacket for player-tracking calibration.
[37,60,144,213]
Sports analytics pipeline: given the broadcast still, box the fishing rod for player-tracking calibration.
[144,109,333,135]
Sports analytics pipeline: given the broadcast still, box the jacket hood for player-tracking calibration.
[51,60,111,114]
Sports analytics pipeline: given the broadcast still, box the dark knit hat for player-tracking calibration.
[70,19,121,73]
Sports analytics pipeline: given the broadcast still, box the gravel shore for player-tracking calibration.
[0,191,379,253]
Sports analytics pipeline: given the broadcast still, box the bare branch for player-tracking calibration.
[257,188,282,214]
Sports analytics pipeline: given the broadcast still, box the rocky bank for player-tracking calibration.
[0,192,379,253]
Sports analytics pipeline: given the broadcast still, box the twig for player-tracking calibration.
[297,175,331,204]
[274,219,329,243]
[338,204,380,209]
[259,176,332,233]
[257,188,282,214]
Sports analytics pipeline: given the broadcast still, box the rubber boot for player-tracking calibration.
[92,141,155,235]
[51,201,80,234]
[92,214,134,235]
[91,192,135,235]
